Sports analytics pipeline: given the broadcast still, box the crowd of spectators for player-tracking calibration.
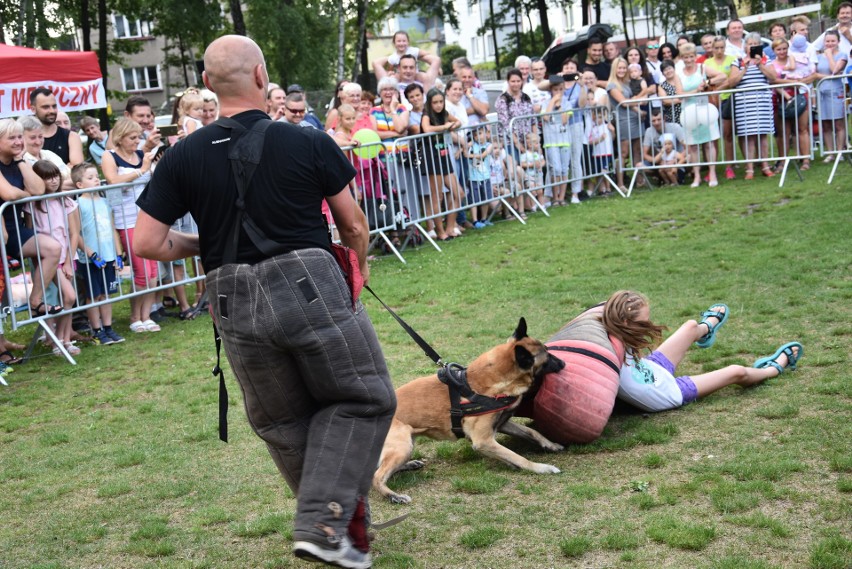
[0,9,849,370]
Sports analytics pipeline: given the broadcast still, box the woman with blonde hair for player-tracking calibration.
[606,57,645,191]
[676,43,722,187]
[0,118,62,318]
[101,117,160,333]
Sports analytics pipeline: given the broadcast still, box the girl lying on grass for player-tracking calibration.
[600,290,803,412]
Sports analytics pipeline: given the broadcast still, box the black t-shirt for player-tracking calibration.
[136,109,356,271]
[584,60,612,82]
[43,126,71,164]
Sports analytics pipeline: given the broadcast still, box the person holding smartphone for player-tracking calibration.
[728,32,776,179]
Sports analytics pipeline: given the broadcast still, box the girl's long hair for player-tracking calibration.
[599,290,667,361]
[31,160,62,213]
[423,88,448,126]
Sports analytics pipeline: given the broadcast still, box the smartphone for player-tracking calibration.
[158,124,179,137]
[152,145,168,161]
[563,73,581,82]
[749,45,764,58]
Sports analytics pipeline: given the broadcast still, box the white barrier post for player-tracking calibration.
[815,72,852,183]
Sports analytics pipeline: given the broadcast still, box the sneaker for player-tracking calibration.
[483,220,494,226]
[148,309,165,323]
[473,221,486,229]
[92,328,115,345]
[293,535,372,569]
[570,194,581,204]
[104,327,125,344]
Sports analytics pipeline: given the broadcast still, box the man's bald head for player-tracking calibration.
[203,35,267,98]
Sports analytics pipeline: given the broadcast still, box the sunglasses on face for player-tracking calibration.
[285,107,306,115]
[647,44,660,49]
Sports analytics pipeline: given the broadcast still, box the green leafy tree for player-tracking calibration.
[247,0,337,89]
[440,43,467,65]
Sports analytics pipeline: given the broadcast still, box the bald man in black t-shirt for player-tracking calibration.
[134,35,394,569]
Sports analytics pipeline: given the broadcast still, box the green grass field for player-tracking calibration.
[1,164,850,568]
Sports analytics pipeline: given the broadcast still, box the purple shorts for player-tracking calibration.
[646,351,698,404]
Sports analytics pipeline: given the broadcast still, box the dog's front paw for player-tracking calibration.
[531,462,561,474]
[389,493,412,504]
[400,460,425,471]
[540,440,564,452]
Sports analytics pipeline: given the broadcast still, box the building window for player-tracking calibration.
[122,66,160,92]
[629,5,648,19]
[471,37,481,59]
[113,15,153,39]
[486,37,495,57]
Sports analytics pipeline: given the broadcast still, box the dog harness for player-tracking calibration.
[438,363,519,439]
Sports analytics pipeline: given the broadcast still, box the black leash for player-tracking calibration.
[363,285,518,438]
[363,285,444,367]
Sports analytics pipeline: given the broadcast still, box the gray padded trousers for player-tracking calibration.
[207,248,396,542]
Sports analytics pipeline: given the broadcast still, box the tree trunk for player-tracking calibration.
[489,0,501,79]
[337,0,345,81]
[594,0,601,23]
[536,0,553,48]
[352,0,367,83]
[229,0,246,36]
[98,0,110,129]
[0,10,5,45]
[620,0,631,46]
[178,31,190,87]
[514,1,521,54]
[80,0,91,52]
[727,1,738,20]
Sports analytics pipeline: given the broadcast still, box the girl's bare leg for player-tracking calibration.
[655,306,726,368]
[691,346,798,398]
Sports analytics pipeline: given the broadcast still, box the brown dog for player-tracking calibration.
[373,318,565,504]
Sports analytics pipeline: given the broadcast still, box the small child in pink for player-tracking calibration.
[28,160,80,355]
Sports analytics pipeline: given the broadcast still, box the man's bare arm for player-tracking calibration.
[133,210,200,262]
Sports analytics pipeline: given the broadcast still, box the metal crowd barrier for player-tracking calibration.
[615,82,813,193]
[0,182,204,365]
[815,72,852,183]
[390,121,519,249]
[515,105,620,201]
[339,139,405,263]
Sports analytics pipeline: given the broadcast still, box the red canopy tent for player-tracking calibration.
[0,44,105,118]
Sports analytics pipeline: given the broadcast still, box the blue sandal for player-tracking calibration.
[695,303,729,348]
[753,342,803,375]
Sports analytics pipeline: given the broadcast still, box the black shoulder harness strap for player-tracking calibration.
[547,345,621,375]
[437,363,519,439]
[209,116,279,443]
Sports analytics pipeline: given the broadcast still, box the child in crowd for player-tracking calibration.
[177,90,204,136]
[541,75,571,206]
[628,63,649,121]
[332,104,358,148]
[331,104,362,203]
[28,160,80,356]
[787,34,816,76]
[72,163,125,346]
[384,31,440,68]
[490,138,509,199]
[519,131,546,213]
[464,125,495,228]
[599,291,802,413]
[655,134,685,185]
[587,108,615,194]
